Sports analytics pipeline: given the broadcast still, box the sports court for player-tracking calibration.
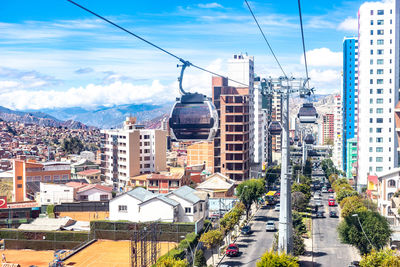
[64,240,177,266]
[1,249,54,267]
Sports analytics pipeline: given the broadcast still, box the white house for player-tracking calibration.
[109,187,179,222]
[76,184,112,201]
[377,168,400,224]
[109,186,208,223]
[40,183,74,205]
[166,186,208,223]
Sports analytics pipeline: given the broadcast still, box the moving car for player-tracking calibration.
[266,221,276,231]
[328,198,336,206]
[328,188,334,193]
[316,211,325,218]
[241,225,251,235]
[329,211,338,218]
[322,187,328,193]
[274,204,280,211]
[225,243,239,257]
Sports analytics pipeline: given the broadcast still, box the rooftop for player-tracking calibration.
[77,169,101,176]
[168,185,200,204]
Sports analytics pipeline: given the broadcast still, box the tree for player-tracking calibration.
[341,196,367,218]
[265,166,280,191]
[292,183,311,202]
[292,192,308,212]
[338,210,392,255]
[303,158,313,178]
[194,249,207,267]
[360,249,400,267]
[292,211,307,235]
[256,250,299,267]
[236,179,266,219]
[293,229,306,256]
[336,189,358,203]
[199,230,223,266]
[62,137,84,154]
[156,256,188,267]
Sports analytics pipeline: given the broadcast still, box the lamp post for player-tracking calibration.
[180,235,194,266]
[352,213,375,250]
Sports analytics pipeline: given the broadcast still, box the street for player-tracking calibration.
[218,206,278,266]
[312,194,360,267]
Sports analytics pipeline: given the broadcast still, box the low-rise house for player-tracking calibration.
[70,159,99,179]
[130,174,148,188]
[40,183,75,205]
[377,168,400,224]
[146,172,189,194]
[76,184,112,201]
[76,169,101,184]
[109,187,179,222]
[196,173,235,198]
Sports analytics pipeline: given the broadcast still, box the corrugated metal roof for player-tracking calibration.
[169,185,200,204]
[127,187,155,202]
[140,194,179,207]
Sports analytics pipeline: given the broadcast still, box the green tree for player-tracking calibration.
[336,189,358,203]
[256,250,299,267]
[338,210,392,254]
[194,249,207,267]
[199,230,223,266]
[292,192,308,212]
[303,158,313,178]
[292,211,307,235]
[293,229,306,256]
[292,183,311,202]
[341,196,367,218]
[156,256,188,267]
[360,249,400,267]
[62,137,84,154]
[236,179,266,219]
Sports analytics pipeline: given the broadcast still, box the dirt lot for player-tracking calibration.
[64,240,177,267]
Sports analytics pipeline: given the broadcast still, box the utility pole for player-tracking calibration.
[261,76,312,254]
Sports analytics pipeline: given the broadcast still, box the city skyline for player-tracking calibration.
[0,0,366,110]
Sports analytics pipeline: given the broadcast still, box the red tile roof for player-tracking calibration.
[77,169,101,176]
[77,184,112,193]
[147,172,184,181]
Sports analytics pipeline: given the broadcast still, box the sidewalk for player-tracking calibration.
[205,203,260,266]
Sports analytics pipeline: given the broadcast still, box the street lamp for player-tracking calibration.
[352,213,375,250]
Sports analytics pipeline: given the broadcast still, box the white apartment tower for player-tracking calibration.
[100,117,167,189]
[228,54,263,176]
[357,0,400,187]
[333,94,343,170]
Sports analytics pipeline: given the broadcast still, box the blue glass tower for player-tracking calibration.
[342,37,358,176]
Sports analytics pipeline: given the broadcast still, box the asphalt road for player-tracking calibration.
[312,194,360,267]
[218,206,279,267]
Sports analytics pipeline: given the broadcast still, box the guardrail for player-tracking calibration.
[48,239,97,267]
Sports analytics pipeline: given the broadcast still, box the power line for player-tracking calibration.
[297,0,309,82]
[244,0,287,79]
[67,0,249,87]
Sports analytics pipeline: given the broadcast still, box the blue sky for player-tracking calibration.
[0,0,366,110]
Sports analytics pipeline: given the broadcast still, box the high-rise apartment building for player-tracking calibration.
[357,0,400,187]
[212,76,250,181]
[271,92,283,163]
[342,37,359,175]
[322,114,334,145]
[100,117,167,189]
[228,54,262,177]
[187,141,214,173]
[333,95,343,170]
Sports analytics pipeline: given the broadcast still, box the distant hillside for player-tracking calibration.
[36,103,174,129]
[0,106,91,129]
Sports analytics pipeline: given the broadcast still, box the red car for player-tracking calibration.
[226,243,239,257]
[328,188,334,193]
[328,198,336,206]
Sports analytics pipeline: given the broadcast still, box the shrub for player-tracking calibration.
[194,249,207,267]
[199,230,223,250]
[293,230,305,256]
[156,256,188,267]
[292,212,307,235]
[336,189,358,203]
[360,249,400,267]
[256,250,299,267]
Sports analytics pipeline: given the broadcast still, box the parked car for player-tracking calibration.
[328,188,334,193]
[241,225,251,235]
[322,187,328,193]
[266,221,276,231]
[226,244,239,257]
[329,211,338,218]
[328,198,336,206]
[316,211,325,218]
[274,204,280,211]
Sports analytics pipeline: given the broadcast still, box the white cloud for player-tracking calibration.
[301,48,342,67]
[198,3,223,9]
[308,69,341,94]
[338,17,358,31]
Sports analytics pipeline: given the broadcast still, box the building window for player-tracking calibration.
[377,29,384,35]
[376,157,383,162]
[370,30,374,35]
[388,180,396,188]
[376,147,383,152]
[377,19,384,25]
[377,79,383,84]
[388,193,394,200]
[377,59,384,65]
[17,184,22,188]
[376,128,382,133]
[377,98,383,104]
[377,69,384,74]
[100,194,109,201]
[370,20,373,25]
[376,108,383,113]
[193,206,197,213]
[377,89,383,94]
[370,50,373,55]
[185,207,191,214]
[377,39,384,45]
[80,195,88,201]
[376,118,383,123]
[376,167,383,172]
[377,49,384,55]
[376,137,383,142]
[200,203,203,212]
[377,10,384,15]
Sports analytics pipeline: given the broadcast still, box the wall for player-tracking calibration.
[40,183,74,205]
[109,194,140,221]
[57,211,109,221]
[77,188,111,201]
[139,198,175,222]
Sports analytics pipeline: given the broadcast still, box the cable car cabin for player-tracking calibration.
[297,141,302,147]
[298,103,318,124]
[304,134,314,145]
[294,136,300,142]
[290,138,294,145]
[169,93,218,141]
[268,121,282,136]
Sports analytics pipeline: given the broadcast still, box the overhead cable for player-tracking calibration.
[67,0,249,87]
[297,0,309,82]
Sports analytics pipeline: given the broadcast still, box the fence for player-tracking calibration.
[91,221,195,243]
[0,229,90,250]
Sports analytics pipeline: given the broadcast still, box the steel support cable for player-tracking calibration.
[297,0,310,85]
[67,0,248,87]
[244,0,288,79]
